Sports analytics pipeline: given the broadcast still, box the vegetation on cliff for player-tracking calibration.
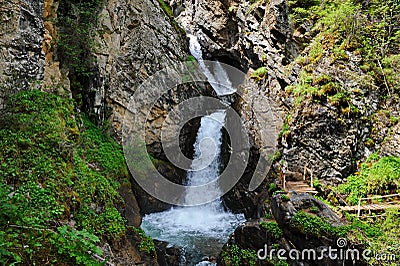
[0,90,154,265]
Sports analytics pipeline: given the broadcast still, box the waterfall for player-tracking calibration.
[184,110,225,205]
[188,34,236,96]
[141,34,244,265]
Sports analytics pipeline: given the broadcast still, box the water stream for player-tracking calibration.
[141,35,244,265]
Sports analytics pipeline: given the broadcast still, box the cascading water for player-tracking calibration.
[141,34,244,265]
[188,34,236,96]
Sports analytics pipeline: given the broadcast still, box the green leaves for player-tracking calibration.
[221,244,258,266]
[51,226,103,266]
[131,227,156,255]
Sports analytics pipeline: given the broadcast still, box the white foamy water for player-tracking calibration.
[188,34,236,96]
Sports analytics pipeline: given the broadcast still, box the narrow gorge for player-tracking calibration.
[0,0,399,266]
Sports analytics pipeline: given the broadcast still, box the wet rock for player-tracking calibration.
[118,181,142,227]
[154,240,184,266]
[131,159,186,214]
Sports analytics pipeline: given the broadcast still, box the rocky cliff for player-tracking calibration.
[175,0,400,189]
[0,0,44,109]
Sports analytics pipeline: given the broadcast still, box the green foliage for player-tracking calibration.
[264,211,273,219]
[186,55,196,62]
[221,244,258,266]
[290,210,340,237]
[250,66,268,82]
[272,150,282,161]
[288,0,320,26]
[268,183,278,194]
[0,90,129,264]
[338,156,400,205]
[266,258,289,266]
[56,0,103,109]
[309,206,319,213]
[290,0,400,97]
[312,178,322,190]
[279,115,291,138]
[260,221,283,238]
[131,227,156,255]
[280,194,290,201]
[50,226,103,266]
[156,0,186,36]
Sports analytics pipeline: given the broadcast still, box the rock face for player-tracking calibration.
[381,122,400,157]
[92,0,190,133]
[0,0,44,109]
[175,0,294,71]
[220,192,365,266]
[154,240,184,266]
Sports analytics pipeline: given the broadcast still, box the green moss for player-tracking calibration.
[156,0,186,36]
[290,211,339,237]
[260,221,283,238]
[250,66,268,81]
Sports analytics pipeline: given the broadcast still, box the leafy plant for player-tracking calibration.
[50,226,103,266]
[0,90,129,264]
[260,221,283,238]
[221,244,257,266]
[131,227,156,255]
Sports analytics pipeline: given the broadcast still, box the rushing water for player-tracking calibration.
[188,34,236,96]
[141,35,244,265]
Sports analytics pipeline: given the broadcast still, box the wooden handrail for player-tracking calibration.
[357,193,400,217]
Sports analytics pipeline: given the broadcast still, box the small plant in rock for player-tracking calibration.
[261,221,283,239]
[281,194,290,202]
[250,66,268,82]
[310,206,319,213]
